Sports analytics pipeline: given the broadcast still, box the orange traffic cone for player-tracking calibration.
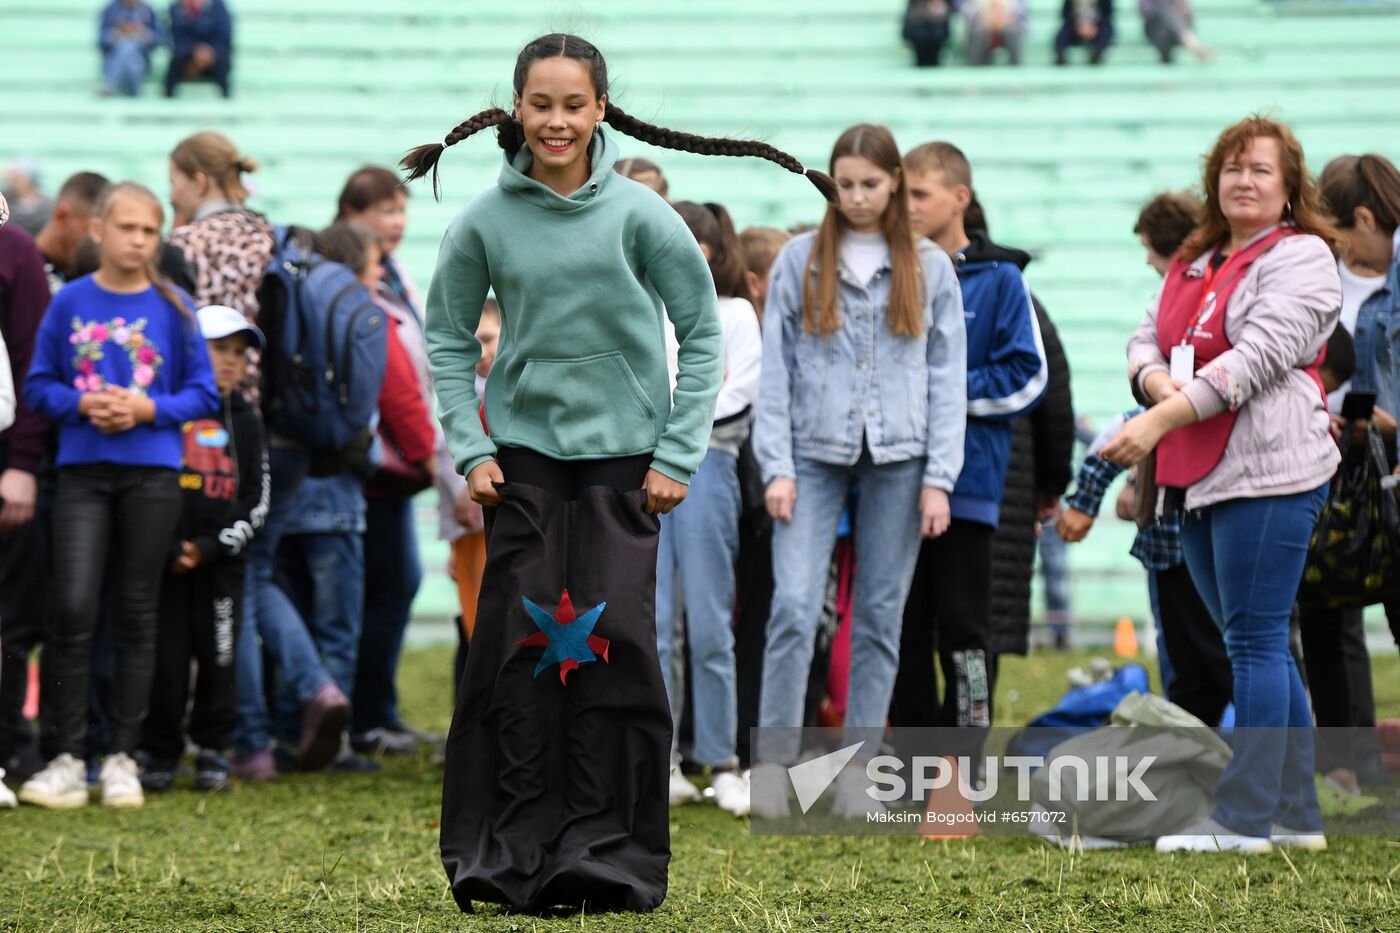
[1113,617,1139,658]
[919,756,980,839]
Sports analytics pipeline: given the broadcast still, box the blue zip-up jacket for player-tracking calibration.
[24,275,219,470]
[753,230,967,491]
[949,231,1048,526]
[168,0,231,61]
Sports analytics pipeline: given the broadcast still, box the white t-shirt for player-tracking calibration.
[664,294,763,422]
[1327,259,1387,411]
[840,230,889,285]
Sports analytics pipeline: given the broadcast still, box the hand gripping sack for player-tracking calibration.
[440,482,671,914]
[256,226,388,475]
[1298,426,1400,609]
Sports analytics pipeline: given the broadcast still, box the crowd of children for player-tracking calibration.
[2,30,1399,909]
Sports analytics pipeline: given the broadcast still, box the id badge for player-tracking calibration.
[1170,344,1195,385]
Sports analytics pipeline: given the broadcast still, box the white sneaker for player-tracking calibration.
[748,763,791,819]
[99,753,144,808]
[711,770,750,818]
[1155,817,1272,853]
[19,754,89,809]
[1271,824,1327,851]
[0,768,16,808]
[668,766,701,806]
[829,765,885,820]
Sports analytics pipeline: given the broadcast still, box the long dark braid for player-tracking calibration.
[400,33,835,203]
[401,108,518,199]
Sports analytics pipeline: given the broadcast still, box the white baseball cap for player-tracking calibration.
[197,304,265,349]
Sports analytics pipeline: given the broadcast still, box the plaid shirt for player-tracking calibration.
[1064,408,1184,571]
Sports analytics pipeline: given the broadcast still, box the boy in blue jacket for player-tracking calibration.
[892,142,1047,733]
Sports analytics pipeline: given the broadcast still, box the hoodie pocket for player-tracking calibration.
[512,352,659,457]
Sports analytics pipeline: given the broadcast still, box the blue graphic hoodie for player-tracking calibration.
[950,231,1048,527]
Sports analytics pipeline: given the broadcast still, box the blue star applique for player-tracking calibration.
[515,589,610,684]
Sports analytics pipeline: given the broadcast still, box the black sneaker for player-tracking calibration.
[350,727,419,756]
[386,720,442,745]
[195,751,230,792]
[331,750,383,773]
[140,757,179,793]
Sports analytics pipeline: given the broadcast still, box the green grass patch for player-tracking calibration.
[1,648,1396,931]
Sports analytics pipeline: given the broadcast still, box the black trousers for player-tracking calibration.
[1155,563,1233,726]
[48,465,182,758]
[144,559,245,760]
[0,479,52,760]
[165,52,231,97]
[1055,0,1115,55]
[1298,605,1380,774]
[891,519,995,729]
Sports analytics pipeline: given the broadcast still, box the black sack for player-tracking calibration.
[440,482,671,914]
[1298,426,1400,608]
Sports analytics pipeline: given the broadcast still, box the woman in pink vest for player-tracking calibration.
[1103,116,1342,853]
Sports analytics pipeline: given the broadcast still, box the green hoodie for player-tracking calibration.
[424,130,722,484]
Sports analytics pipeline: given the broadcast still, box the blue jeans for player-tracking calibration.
[1180,484,1328,837]
[756,449,925,765]
[103,39,149,96]
[352,494,422,733]
[272,529,364,743]
[234,445,333,755]
[656,448,742,768]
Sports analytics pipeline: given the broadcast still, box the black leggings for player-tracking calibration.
[49,465,182,758]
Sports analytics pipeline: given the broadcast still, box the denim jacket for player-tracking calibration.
[1350,243,1400,425]
[752,231,968,490]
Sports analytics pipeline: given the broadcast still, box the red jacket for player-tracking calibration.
[371,319,436,491]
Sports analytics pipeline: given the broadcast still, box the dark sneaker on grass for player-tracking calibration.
[140,757,180,793]
[298,683,349,771]
[195,751,231,792]
[387,720,442,745]
[350,727,419,756]
[331,750,383,773]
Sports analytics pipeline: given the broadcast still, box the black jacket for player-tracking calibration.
[976,237,1075,655]
[173,390,268,566]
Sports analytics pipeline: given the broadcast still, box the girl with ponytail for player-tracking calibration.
[20,182,219,811]
[407,34,827,914]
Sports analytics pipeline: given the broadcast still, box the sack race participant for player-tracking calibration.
[403,34,831,913]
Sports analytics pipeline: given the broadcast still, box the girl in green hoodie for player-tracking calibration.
[403,34,830,915]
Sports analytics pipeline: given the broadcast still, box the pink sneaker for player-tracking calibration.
[231,749,278,783]
[299,683,349,771]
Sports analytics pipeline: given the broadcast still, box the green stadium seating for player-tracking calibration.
[3,0,1397,639]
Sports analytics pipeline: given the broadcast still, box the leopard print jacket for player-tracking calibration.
[168,208,275,397]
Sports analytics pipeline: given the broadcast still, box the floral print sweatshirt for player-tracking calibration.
[24,275,219,469]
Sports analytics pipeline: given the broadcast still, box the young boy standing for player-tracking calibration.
[892,142,1047,734]
[142,304,268,792]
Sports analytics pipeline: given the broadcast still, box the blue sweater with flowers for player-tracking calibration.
[24,276,219,469]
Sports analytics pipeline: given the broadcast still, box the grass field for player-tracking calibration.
[1,647,1396,932]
